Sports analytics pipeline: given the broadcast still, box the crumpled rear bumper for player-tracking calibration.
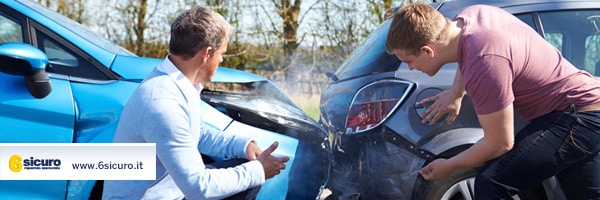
[327,128,427,199]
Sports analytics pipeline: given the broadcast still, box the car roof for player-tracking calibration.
[437,0,600,17]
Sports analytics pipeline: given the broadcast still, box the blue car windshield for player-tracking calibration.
[19,0,135,56]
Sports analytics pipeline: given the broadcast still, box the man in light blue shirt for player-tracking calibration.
[102,6,289,200]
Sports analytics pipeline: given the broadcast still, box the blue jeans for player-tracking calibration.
[475,108,600,200]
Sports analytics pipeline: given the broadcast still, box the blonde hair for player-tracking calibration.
[385,3,447,56]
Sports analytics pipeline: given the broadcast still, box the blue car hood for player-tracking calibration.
[110,55,267,82]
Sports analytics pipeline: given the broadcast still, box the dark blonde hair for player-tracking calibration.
[385,3,447,56]
[169,6,232,60]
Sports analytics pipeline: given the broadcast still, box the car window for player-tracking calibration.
[586,34,600,75]
[544,33,563,54]
[36,29,108,80]
[333,20,401,81]
[0,11,22,43]
[537,9,600,75]
[42,36,78,68]
[516,13,536,30]
[516,13,565,58]
[0,8,109,80]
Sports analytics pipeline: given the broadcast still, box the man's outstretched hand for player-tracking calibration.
[257,141,290,179]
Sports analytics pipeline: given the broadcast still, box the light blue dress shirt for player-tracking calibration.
[102,56,265,200]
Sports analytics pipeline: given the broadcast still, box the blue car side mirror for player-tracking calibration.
[0,42,52,99]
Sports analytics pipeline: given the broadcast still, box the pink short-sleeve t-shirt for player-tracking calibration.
[456,5,600,121]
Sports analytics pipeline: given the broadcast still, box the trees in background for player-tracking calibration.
[36,0,429,96]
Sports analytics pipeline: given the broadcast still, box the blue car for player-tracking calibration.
[0,0,330,199]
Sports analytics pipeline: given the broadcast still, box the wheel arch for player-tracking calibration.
[419,127,483,156]
[417,127,566,200]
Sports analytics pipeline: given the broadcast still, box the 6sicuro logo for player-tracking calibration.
[9,155,22,172]
[9,154,62,172]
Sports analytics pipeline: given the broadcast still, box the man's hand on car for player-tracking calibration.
[419,89,463,125]
[420,158,456,180]
[257,141,290,179]
[245,141,262,160]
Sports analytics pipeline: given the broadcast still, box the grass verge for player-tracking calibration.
[290,94,321,121]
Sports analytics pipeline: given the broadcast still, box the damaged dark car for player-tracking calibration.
[319,0,600,199]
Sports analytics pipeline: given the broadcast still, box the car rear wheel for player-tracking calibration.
[422,168,547,200]
[423,168,477,200]
[440,176,476,200]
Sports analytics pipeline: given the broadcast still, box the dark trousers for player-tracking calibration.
[205,158,261,200]
[475,109,600,200]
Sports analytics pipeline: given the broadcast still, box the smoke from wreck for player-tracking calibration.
[250,46,353,102]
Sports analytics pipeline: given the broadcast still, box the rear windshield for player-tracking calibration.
[334,20,401,81]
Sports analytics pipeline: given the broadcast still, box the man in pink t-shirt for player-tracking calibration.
[386,3,600,199]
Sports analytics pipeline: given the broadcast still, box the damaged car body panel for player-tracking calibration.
[201,80,331,199]
[321,0,600,199]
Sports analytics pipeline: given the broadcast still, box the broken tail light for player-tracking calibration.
[345,79,414,134]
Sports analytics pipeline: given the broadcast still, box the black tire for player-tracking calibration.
[414,168,548,200]
[421,168,477,200]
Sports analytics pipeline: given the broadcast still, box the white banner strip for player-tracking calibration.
[0,143,155,180]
